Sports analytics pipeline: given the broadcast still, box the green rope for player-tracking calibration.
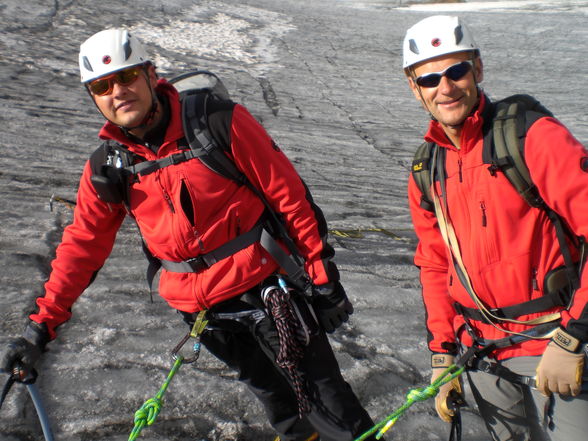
[353,364,464,441]
[128,355,184,441]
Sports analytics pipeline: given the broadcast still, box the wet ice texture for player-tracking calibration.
[0,0,586,440]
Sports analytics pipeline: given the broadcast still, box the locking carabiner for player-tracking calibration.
[170,310,208,364]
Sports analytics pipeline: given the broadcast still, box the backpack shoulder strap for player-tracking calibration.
[181,91,248,186]
[412,141,436,213]
[486,94,553,208]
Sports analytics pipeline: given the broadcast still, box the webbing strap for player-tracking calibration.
[159,223,307,290]
[125,149,206,177]
[455,290,568,322]
[160,223,265,273]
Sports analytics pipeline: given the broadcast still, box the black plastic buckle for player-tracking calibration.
[185,256,208,272]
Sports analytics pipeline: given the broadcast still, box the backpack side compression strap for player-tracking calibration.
[412,141,436,213]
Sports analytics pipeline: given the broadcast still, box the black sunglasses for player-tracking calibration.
[415,60,474,88]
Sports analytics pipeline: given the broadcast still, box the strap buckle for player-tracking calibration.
[185,256,208,272]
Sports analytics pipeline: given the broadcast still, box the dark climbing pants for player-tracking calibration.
[184,295,378,441]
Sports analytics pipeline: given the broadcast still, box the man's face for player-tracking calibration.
[90,65,158,130]
[408,52,483,131]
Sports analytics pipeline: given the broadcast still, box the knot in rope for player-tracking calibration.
[129,397,163,440]
[406,383,440,403]
[135,397,163,426]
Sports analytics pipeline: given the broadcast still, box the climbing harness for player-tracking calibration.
[353,317,571,441]
[128,310,208,440]
[1,366,55,441]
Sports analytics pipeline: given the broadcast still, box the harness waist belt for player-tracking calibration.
[454,290,568,322]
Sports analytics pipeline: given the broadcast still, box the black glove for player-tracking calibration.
[312,282,354,333]
[1,322,49,378]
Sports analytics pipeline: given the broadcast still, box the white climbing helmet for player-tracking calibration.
[79,29,150,83]
[402,16,479,70]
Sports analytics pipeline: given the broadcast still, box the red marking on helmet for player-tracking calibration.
[102,55,112,64]
[431,38,442,47]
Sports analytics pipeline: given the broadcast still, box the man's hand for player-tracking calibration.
[536,328,585,397]
[0,322,49,377]
[431,353,463,423]
[312,282,353,333]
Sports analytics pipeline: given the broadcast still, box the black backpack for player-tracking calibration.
[411,94,583,321]
[89,71,309,291]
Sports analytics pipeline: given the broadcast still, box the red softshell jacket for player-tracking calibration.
[409,94,588,360]
[31,80,337,338]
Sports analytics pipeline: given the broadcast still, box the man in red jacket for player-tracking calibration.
[0,29,379,441]
[403,15,588,441]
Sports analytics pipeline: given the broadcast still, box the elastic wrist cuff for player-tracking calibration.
[431,353,454,368]
[23,321,50,348]
[552,327,583,353]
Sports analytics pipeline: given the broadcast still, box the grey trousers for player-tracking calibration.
[466,355,588,441]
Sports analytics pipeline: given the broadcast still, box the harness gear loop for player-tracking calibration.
[129,310,208,440]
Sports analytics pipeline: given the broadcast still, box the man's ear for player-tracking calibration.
[407,75,423,103]
[147,64,158,88]
[474,56,484,84]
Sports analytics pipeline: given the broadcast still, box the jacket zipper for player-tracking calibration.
[458,158,463,183]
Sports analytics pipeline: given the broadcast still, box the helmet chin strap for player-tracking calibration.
[119,93,159,136]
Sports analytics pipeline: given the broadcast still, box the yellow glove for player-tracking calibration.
[431,353,463,423]
[536,328,585,397]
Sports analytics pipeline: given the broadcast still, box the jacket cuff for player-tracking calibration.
[23,321,50,349]
[551,327,584,353]
[431,353,455,368]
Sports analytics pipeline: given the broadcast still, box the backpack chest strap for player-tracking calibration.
[125,148,206,177]
[160,222,266,273]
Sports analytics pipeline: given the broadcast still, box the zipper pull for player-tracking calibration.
[458,158,463,183]
[532,268,539,291]
[480,201,487,227]
[162,189,175,213]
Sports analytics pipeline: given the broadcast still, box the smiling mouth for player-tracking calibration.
[115,100,135,111]
[438,96,463,106]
